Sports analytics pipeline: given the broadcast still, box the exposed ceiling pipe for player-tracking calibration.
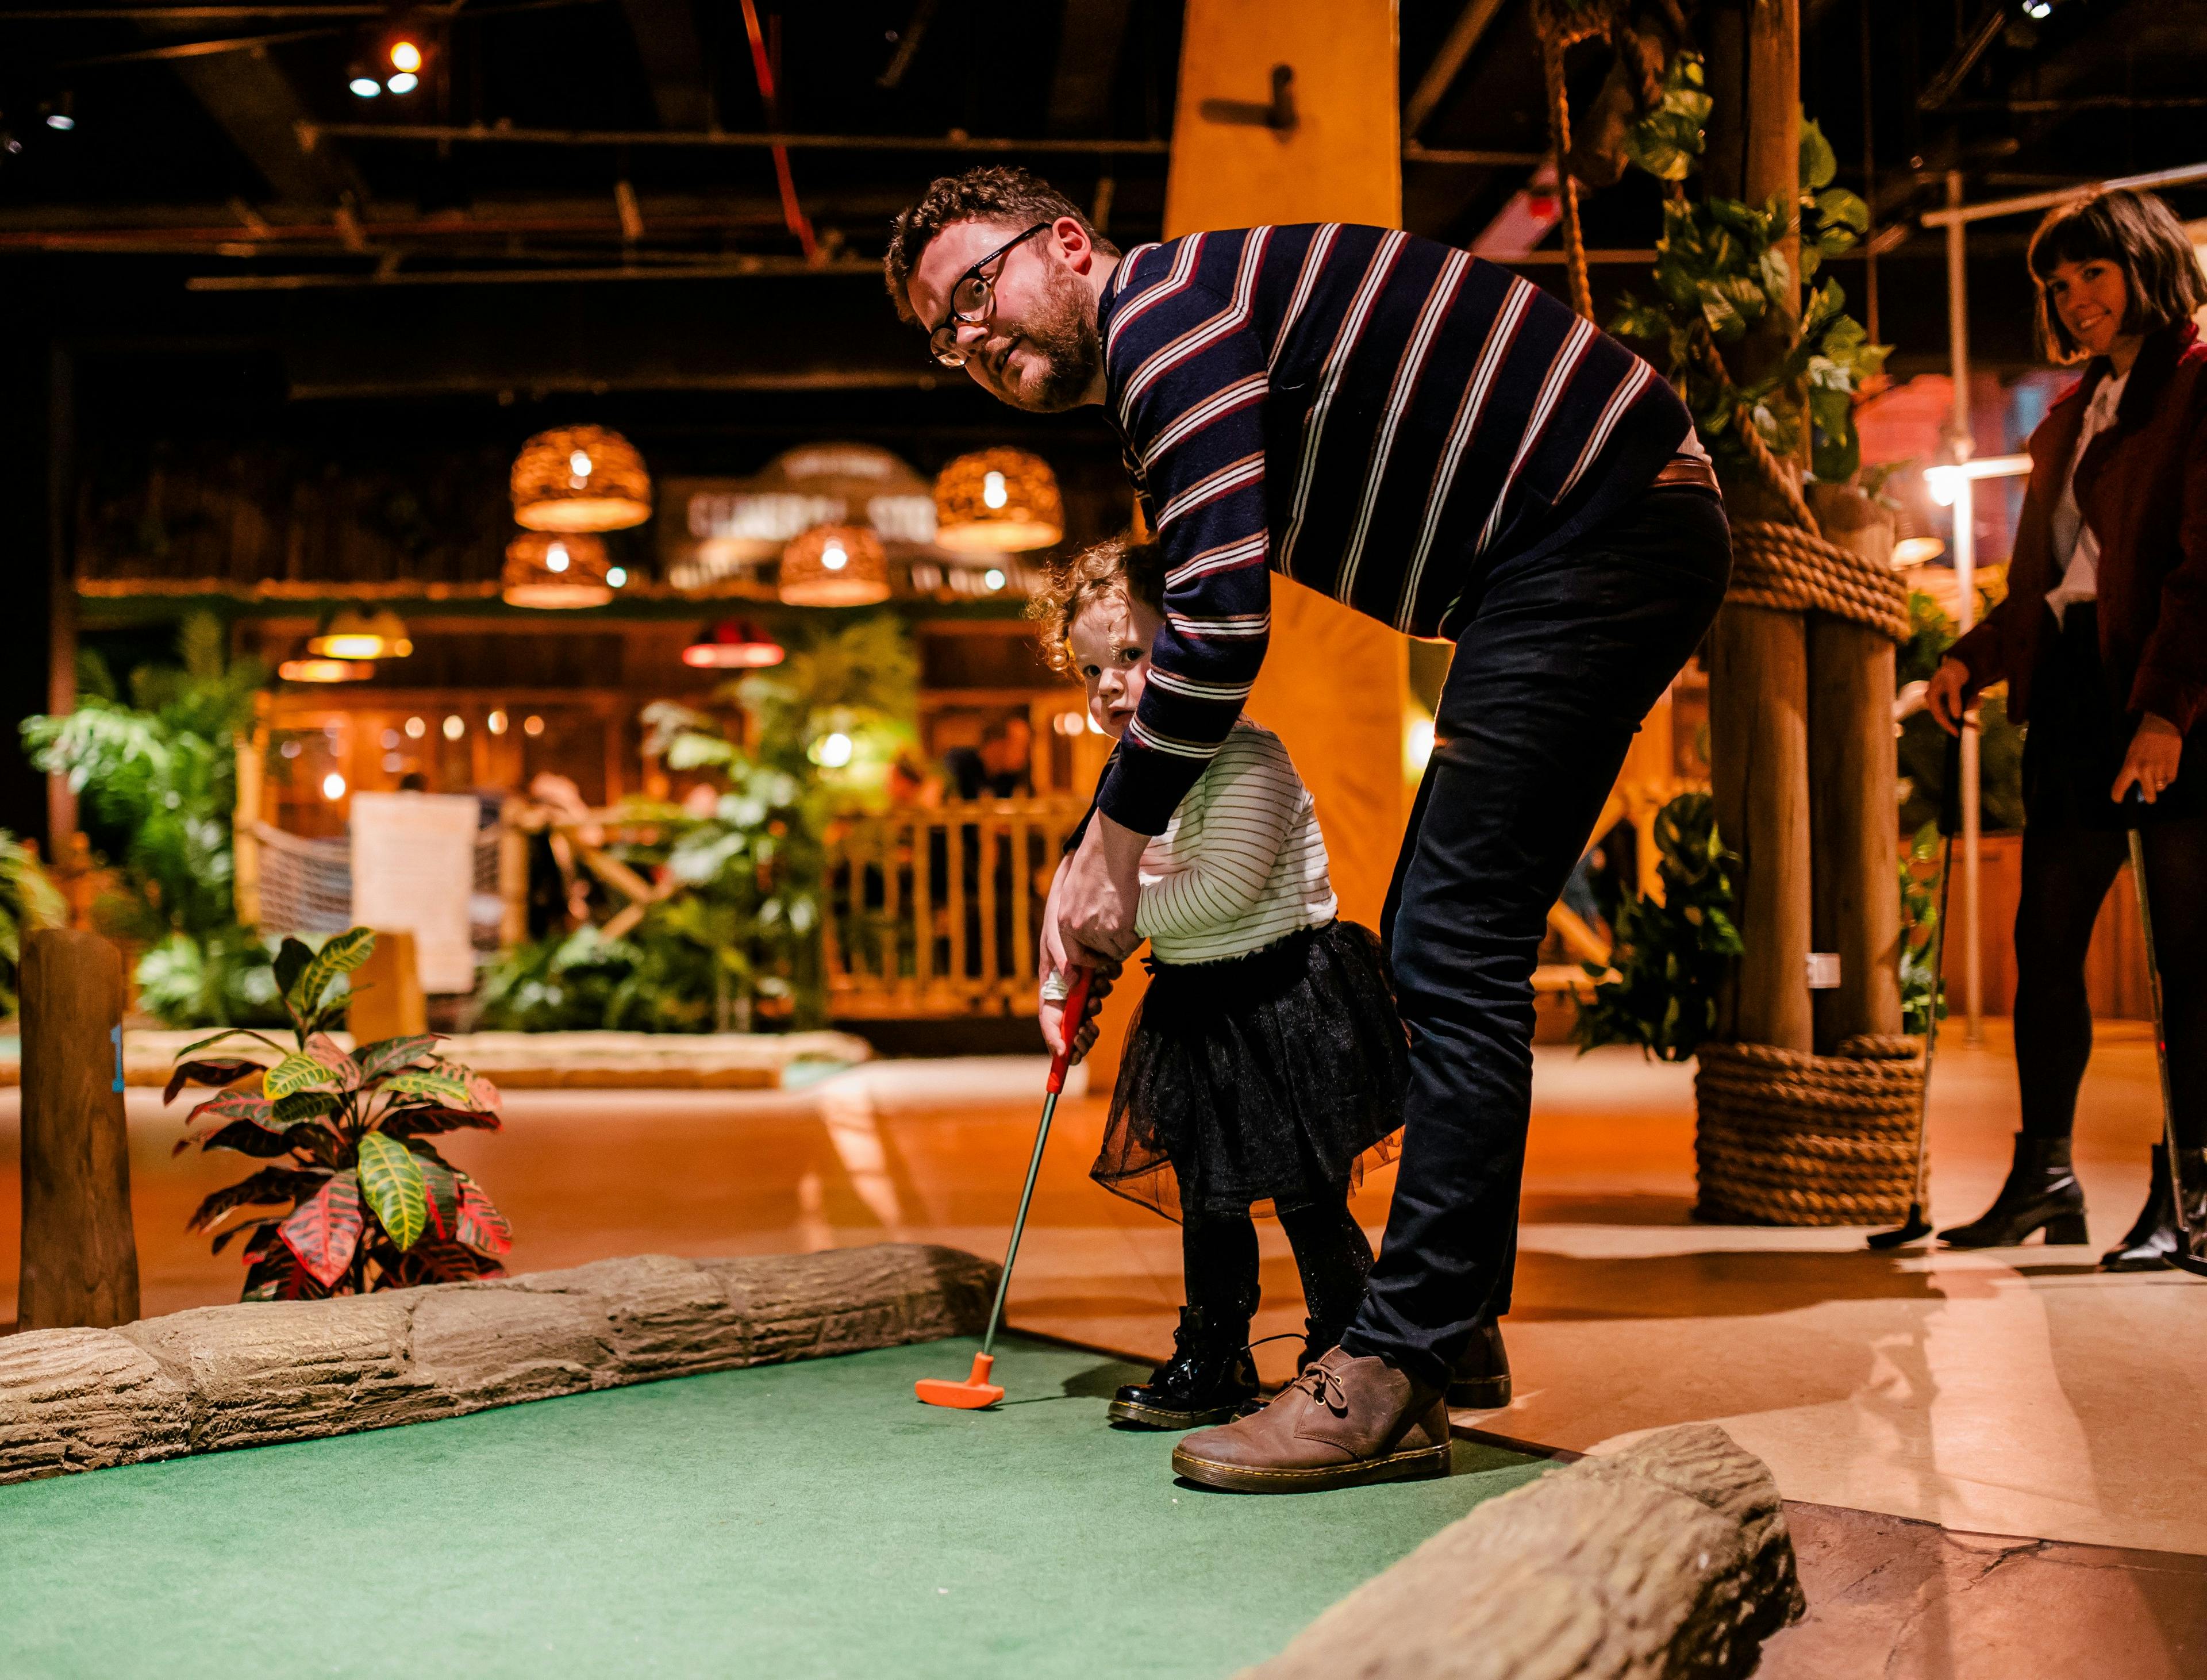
[737,0,817,261]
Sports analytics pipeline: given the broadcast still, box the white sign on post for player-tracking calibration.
[349,792,479,995]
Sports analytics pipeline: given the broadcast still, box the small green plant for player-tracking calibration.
[1572,793,1743,1063]
[1899,822,1950,1038]
[166,927,513,1299]
[0,831,66,1018]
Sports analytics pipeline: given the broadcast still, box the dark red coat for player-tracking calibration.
[1953,320,2207,736]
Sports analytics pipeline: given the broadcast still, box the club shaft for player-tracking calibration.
[2127,831,2190,1241]
[1908,832,1958,1202]
[979,1089,1060,1358]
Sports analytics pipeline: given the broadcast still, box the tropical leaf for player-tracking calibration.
[273,1090,340,1125]
[163,1059,265,1105]
[279,1170,364,1287]
[455,1177,514,1256]
[1799,115,1838,192]
[383,1241,506,1287]
[190,1167,328,1233]
[212,1217,280,1258]
[272,936,314,1001]
[415,1154,463,1241]
[243,1247,324,1302]
[357,1132,428,1251]
[184,1089,279,1129]
[302,1033,360,1089]
[176,1027,284,1061]
[383,1067,478,1109]
[193,1118,301,1160]
[381,1105,501,1140]
[466,1072,503,1116]
[352,1034,439,1085]
[264,1053,339,1098]
[291,926,375,1018]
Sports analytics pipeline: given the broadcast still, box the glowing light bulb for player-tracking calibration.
[386,71,418,94]
[487,710,509,736]
[546,541,570,573]
[442,714,465,740]
[524,714,545,737]
[46,113,74,132]
[389,40,422,72]
[982,471,1008,510]
[983,568,1006,591]
[349,76,382,98]
[1405,718,1436,774]
[822,541,848,572]
[405,716,427,739]
[814,731,855,768]
[321,771,348,800]
[606,566,626,587]
[569,450,592,476]
[1925,466,1960,507]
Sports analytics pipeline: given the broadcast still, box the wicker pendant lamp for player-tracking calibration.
[1890,501,1947,569]
[779,523,890,606]
[683,619,786,668]
[502,532,614,608]
[511,424,653,532]
[932,448,1063,552]
[306,606,412,659]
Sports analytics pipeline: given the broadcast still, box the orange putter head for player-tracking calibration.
[914,1352,1003,1409]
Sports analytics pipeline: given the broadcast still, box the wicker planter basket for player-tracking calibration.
[1693,1035,1927,1225]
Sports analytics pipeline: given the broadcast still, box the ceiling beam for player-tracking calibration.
[1402,0,1509,141]
[616,0,712,130]
[145,14,364,207]
[1046,0,1133,136]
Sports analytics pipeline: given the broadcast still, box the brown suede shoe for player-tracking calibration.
[1169,1346,1452,1494]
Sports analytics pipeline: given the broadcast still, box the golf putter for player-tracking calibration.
[1871,726,1964,1250]
[2125,804,2207,1279]
[916,966,1095,1407]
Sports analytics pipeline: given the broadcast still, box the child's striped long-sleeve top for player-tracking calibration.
[1133,720,1335,964]
[1094,223,1693,836]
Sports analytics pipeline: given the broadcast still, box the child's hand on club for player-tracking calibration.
[1041,965,1112,1062]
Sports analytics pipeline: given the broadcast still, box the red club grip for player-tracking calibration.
[1046,966,1094,1094]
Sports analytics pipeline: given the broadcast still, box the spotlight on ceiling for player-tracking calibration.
[386,71,419,94]
[44,95,75,132]
[348,70,382,98]
[389,39,423,73]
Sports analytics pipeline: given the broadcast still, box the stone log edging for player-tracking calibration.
[0,1243,993,1484]
[1244,1423,1805,1680]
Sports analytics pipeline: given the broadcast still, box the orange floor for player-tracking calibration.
[3,1022,2200,1555]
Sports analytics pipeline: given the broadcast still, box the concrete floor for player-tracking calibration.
[3,1022,2200,1570]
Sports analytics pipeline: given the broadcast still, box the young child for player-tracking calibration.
[1033,538,1409,1429]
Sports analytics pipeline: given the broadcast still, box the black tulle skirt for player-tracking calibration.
[1091,920,1408,1222]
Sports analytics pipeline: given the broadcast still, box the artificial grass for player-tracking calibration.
[0,1335,1548,1680]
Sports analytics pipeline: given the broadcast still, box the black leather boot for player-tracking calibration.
[1445,1321,1512,1410]
[1108,1307,1258,1429]
[1939,1133,2089,1248]
[2101,1144,2207,1271]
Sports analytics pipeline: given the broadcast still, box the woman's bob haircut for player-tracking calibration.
[2027,187,2207,364]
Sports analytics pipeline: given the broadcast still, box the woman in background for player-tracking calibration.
[1927,187,2207,1267]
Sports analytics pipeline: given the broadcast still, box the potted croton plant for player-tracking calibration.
[166,927,514,1300]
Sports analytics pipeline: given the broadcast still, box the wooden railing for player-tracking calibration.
[822,797,1091,1018]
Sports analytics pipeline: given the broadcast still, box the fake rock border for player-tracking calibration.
[0,1243,992,1483]
[1247,1422,1805,1680]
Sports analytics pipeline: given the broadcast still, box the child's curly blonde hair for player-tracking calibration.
[1026,535,1167,676]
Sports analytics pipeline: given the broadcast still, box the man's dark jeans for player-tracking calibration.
[1340,484,1731,1388]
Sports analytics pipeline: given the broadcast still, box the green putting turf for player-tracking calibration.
[0,1336,1548,1680]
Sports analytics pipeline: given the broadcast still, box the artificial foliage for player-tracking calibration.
[1572,793,1743,1062]
[166,927,513,1299]
[1606,55,1889,483]
[0,831,66,1018]
[1895,589,2027,834]
[1899,821,1950,1038]
[21,613,281,1027]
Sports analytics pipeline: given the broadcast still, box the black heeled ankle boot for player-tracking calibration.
[1108,1307,1258,1429]
[2101,1144,2207,1271]
[1446,1321,1512,1410]
[1939,1133,2089,1248]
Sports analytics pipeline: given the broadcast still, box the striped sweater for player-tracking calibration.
[1094,223,1693,835]
[1134,720,1335,964]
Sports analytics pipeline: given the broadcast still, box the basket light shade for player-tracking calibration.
[278,658,374,683]
[1890,501,1947,570]
[503,532,614,608]
[511,424,653,532]
[306,606,411,659]
[933,448,1063,552]
[779,523,890,606]
[683,619,787,668]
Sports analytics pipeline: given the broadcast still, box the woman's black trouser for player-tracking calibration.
[2013,604,2207,1149]
[1337,484,1732,1389]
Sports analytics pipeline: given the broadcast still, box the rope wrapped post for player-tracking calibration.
[1695,1036,1926,1222]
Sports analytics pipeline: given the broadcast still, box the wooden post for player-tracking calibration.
[18,928,140,1331]
[1704,0,1811,1051]
[348,928,428,1041]
[1806,483,1905,1051]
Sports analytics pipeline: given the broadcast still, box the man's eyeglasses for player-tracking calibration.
[927,222,1052,368]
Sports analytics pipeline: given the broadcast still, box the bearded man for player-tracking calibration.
[887,167,1729,1494]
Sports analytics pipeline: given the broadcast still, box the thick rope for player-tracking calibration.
[1535,2,1597,322]
[1694,1035,1927,1225]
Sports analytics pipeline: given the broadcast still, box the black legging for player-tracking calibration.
[2014,816,2207,1148]
[1181,1188,1374,1344]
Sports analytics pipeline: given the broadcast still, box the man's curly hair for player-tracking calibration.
[1027,536,1167,676]
[883,166,1118,325]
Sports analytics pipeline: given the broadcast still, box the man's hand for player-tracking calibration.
[1926,657,1971,736]
[1057,810,1147,968]
[2112,712,2185,804]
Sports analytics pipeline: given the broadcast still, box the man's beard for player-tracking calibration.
[1007,260,1101,412]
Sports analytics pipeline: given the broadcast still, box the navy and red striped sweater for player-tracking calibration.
[1093,222,1693,836]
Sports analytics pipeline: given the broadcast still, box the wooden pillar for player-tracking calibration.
[1806,485,1904,1051]
[1083,0,1410,1088]
[18,928,140,1331]
[1705,0,1811,1051]
[348,928,428,1041]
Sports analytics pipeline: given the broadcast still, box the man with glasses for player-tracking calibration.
[886,167,1728,1494]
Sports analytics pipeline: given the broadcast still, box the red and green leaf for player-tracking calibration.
[273,1090,341,1126]
[302,1033,361,1090]
[163,1060,266,1105]
[466,1072,504,1117]
[380,1105,501,1140]
[414,1154,463,1241]
[279,1170,364,1287]
[290,927,375,1020]
[192,1119,301,1160]
[243,1245,326,1302]
[455,1177,514,1256]
[383,1241,505,1287]
[356,1132,428,1251]
[189,1167,329,1233]
[353,1034,439,1085]
[184,1090,278,1129]
[264,1052,339,1099]
[383,1067,475,1108]
[177,1027,286,1062]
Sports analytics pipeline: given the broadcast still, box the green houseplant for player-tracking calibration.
[167,926,513,1300]
[0,831,67,1018]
